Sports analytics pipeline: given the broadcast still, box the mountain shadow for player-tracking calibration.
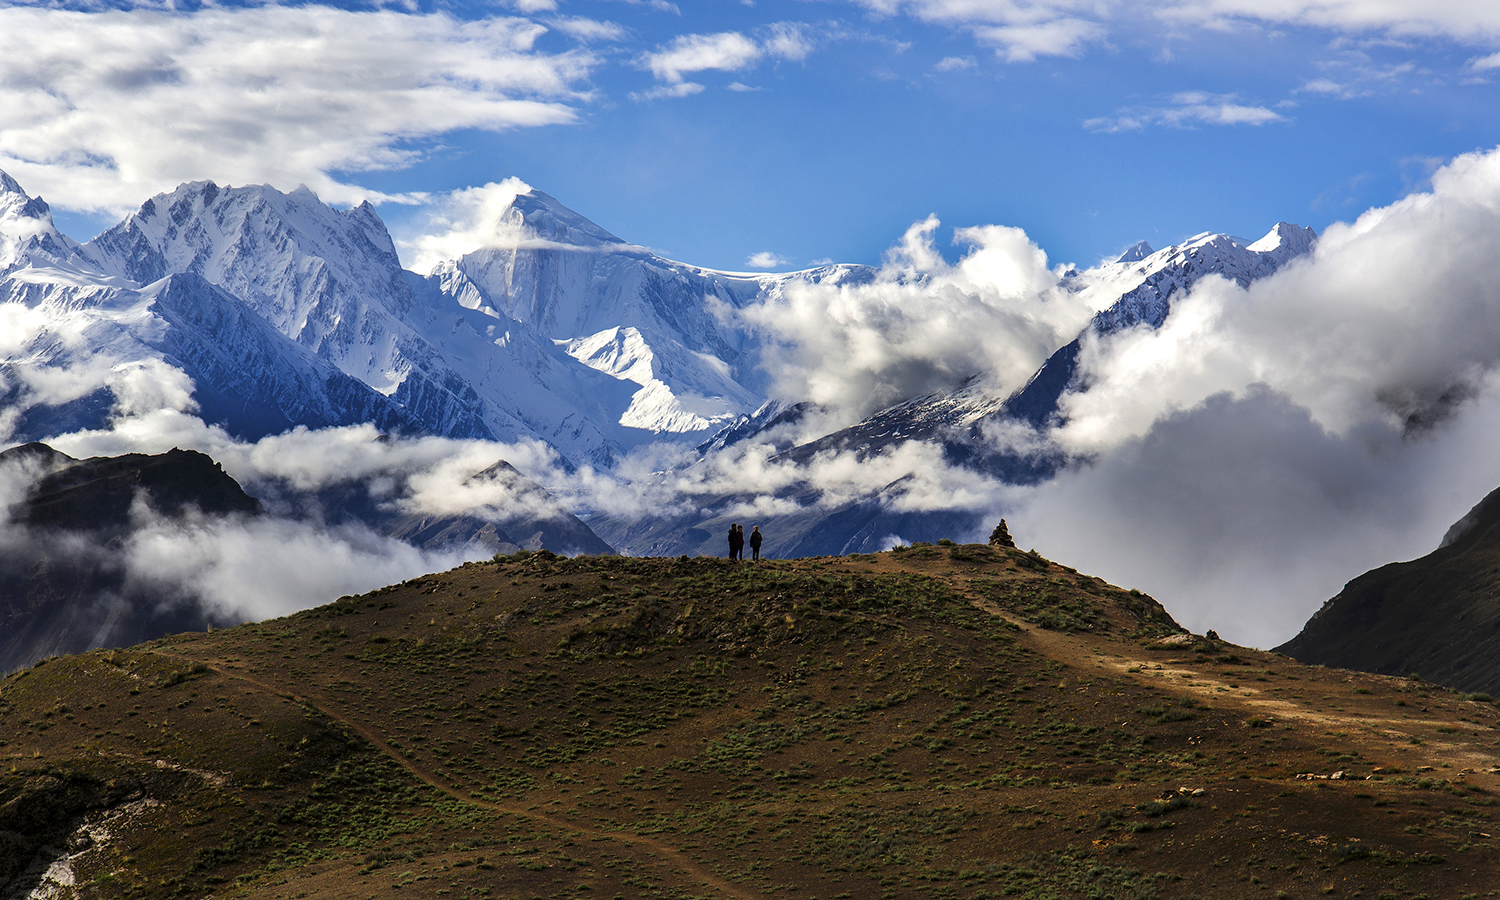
[1277,485,1500,695]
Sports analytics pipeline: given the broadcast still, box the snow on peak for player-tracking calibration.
[1248,221,1317,257]
[0,169,81,272]
[504,189,627,250]
[1115,240,1154,264]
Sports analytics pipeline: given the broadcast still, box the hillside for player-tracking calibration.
[1278,485,1500,695]
[4,546,1500,899]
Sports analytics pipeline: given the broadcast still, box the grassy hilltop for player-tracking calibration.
[4,544,1500,899]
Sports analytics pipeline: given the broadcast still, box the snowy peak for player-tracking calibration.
[1115,240,1154,264]
[0,170,81,273]
[1093,222,1317,335]
[503,189,629,250]
[81,180,412,342]
[1248,221,1317,258]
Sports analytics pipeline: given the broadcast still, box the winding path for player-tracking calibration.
[153,650,761,900]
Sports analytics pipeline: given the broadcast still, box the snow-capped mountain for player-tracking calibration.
[1,173,874,467]
[1,166,1324,562]
[424,189,867,435]
[0,171,80,274]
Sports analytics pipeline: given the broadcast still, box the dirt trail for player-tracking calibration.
[968,598,1500,790]
[153,650,761,900]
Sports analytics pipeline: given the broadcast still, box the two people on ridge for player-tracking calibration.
[727,524,763,561]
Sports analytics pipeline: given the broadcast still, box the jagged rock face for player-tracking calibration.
[1276,485,1500,695]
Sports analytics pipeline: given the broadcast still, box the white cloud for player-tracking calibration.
[1060,147,1500,452]
[630,81,708,101]
[636,22,816,97]
[1085,91,1286,132]
[0,7,595,216]
[402,178,535,274]
[762,21,815,62]
[642,30,765,83]
[1471,50,1500,71]
[996,145,1500,647]
[1296,57,1418,99]
[745,251,789,269]
[855,0,1500,66]
[973,17,1107,61]
[548,16,629,42]
[741,215,1097,424]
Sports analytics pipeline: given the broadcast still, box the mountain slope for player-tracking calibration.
[1277,485,1500,694]
[4,548,1498,899]
[0,443,259,674]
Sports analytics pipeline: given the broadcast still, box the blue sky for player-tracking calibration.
[4,0,1500,271]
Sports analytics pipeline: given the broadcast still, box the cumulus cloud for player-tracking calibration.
[740,215,1097,425]
[990,146,1500,647]
[402,178,535,274]
[1084,91,1286,132]
[1060,147,1500,451]
[0,7,595,215]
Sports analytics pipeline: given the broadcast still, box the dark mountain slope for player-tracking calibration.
[1277,486,1500,694]
[4,547,1499,899]
[0,444,260,674]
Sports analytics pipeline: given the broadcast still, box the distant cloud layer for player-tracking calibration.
[741,216,1098,425]
[0,7,595,213]
[1085,92,1287,132]
[855,0,1500,53]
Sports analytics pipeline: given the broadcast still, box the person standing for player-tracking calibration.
[749,525,763,561]
[733,524,745,560]
[728,523,739,560]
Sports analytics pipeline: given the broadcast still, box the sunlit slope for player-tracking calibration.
[4,546,1500,899]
